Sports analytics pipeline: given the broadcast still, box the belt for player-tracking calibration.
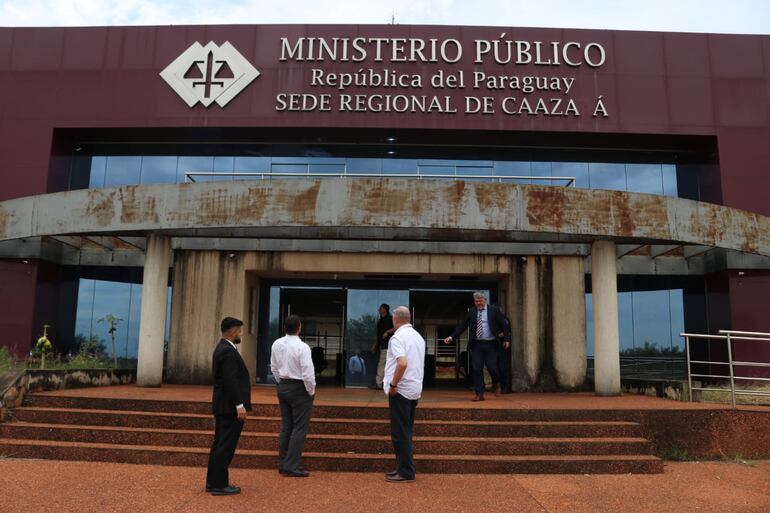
[476,339,496,342]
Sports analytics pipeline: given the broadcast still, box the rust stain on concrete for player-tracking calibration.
[84,189,116,226]
[526,187,567,229]
[232,186,269,223]
[118,186,159,225]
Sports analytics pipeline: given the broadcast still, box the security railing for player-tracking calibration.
[681,329,770,408]
[184,168,576,186]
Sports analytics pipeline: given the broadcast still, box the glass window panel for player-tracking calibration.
[140,156,178,185]
[346,158,382,175]
[234,157,271,180]
[618,291,635,353]
[530,161,553,186]
[626,164,664,195]
[125,283,141,362]
[662,165,678,197]
[271,162,309,176]
[494,161,531,185]
[589,163,627,191]
[552,162,589,188]
[631,290,672,354]
[90,280,132,362]
[455,160,494,181]
[309,162,345,174]
[669,289,685,352]
[89,157,108,188]
[178,156,214,183]
[382,158,418,175]
[74,279,97,350]
[212,156,235,181]
[104,156,142,187]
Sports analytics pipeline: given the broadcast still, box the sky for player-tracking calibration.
[0,0,768,34]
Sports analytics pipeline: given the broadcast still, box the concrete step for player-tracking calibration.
[0,422,654,456]
[0,438,664,474]
[11,407,645,438]
[25,395,642,422]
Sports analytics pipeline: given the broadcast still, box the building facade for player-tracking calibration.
[1,24,769,392]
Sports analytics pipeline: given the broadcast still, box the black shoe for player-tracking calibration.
[386,474,415,483]
[282,469,310,478]
[279,467,305,475]
[385,470,398,478]
[210,485,241,495]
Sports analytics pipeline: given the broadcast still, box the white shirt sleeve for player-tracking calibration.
[389,335,406,359]
[300,344,316,396]
[270,342,281,383]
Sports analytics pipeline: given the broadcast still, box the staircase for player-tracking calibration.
[0,394,663,474]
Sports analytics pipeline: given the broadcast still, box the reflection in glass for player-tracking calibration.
[589,163,627,191]
[87,154,682,199]
[104,156,142,186]
[140,156,178,184]
[626,164,663,195]
[74,279,172,367]
[345,289,409,387]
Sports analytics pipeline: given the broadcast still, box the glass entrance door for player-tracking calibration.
[270,286,346,386]
[345,289,409,388]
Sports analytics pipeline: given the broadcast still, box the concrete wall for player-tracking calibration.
[166,251,255,384]
[504,255,587,391]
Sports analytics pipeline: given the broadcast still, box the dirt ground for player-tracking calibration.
[0,458,768,513]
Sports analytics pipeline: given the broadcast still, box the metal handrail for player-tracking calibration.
[681,330,770,408]
[184,171,577,187]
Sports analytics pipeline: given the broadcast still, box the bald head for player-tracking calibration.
[392,306,411,328]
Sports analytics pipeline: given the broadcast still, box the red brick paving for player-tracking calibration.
[33,384,769,411]
[0,459,767,513]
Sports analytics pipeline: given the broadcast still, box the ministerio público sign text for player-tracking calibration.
[162,34,610,118]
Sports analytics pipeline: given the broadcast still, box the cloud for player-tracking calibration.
[0,0,768,34]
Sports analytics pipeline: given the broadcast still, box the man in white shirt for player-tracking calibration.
[270,314,316,478]
[382,306,425,483]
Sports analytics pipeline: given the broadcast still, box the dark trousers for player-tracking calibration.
[498,344,512,393]
[277,379,314,472]
[388,392,418,479]
[471,340,500,395]
[206,413,244,488]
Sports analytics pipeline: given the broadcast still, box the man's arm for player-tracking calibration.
[300,345,316,397]
[495,307,512,349]
[388,356,408,396]
[444,310,471,344]
[221,350,247,419]
[270,343,281,383]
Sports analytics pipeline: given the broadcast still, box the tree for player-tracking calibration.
[97,314,123,368]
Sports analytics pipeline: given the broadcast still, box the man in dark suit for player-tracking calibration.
[206,317,252,495]
[443,292,511,401]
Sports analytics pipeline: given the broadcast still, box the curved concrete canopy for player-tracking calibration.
[1,179,769,257]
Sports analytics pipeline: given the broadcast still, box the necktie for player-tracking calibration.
[476,309,483,339]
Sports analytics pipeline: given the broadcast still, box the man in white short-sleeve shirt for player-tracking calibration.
[382,306,425,482]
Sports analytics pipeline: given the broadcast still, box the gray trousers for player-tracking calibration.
[277,379,314,472]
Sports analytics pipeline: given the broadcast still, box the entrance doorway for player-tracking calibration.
[256,280,495,389]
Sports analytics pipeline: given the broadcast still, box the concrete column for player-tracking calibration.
[552,256,587,389]
[136,233,171,387]
[591,240,621,396]
[167,250,248,384]
[522,256,543,384]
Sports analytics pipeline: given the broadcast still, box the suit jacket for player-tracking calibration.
[211,339,253,415]
[450,304,512,348]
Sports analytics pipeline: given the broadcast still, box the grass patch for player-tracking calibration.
[0,347,21,374]
[699,382,770,406]
[663,443,692,461]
